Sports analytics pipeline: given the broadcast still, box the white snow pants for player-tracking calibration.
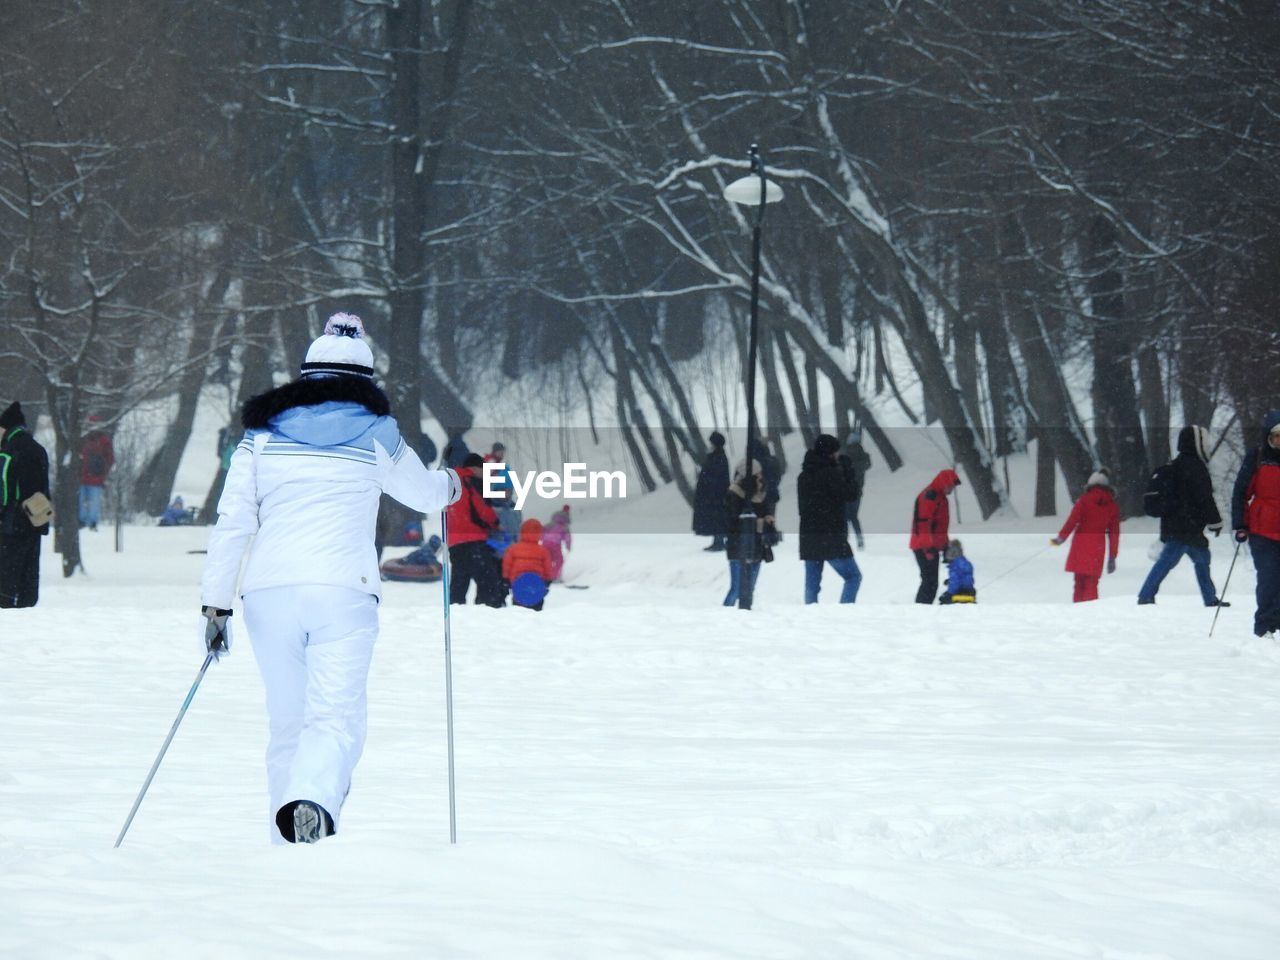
[242,585,379,843]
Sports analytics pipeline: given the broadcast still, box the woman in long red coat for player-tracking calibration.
[1052,471,1121,602]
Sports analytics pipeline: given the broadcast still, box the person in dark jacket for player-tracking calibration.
[909,469,961,604]
[446,453,505,606]
[0,401,51,608]
[1231,410,1280,637]
[722,459,776,606]
[1138,426,1227,607]
[843,429,872,549]
[797,434,862,604]
[693,431,730,551]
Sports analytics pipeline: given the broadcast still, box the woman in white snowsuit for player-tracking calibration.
[200,315,460,844]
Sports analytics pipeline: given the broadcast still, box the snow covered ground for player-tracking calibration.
[2,518,1278,959]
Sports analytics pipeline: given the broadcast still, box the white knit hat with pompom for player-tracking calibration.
[300,313,375,379]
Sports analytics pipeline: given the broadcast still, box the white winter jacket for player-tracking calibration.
[201,387,453,610]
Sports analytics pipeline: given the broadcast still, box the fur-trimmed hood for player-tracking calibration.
[242,377,390,431]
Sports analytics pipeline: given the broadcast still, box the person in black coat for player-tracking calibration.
[693,431,730,551]
[722,459,777,606]
[0,401,51,608]
[797,434,862,604]
[843,428,872,549]
[1137,425,1227,607]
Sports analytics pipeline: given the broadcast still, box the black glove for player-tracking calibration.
[1234,529,1249,543]
[201,606,232,661]
[1209,523,1222,538]
[1106,557,1117,575]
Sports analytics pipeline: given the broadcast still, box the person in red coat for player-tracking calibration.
[1052,470,1121,602]
[78,415,114,531]
[445,453,504,606]
[909,468,961,604]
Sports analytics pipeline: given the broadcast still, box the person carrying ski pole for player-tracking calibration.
[1231,409,1280,638]
[200,314,461,844]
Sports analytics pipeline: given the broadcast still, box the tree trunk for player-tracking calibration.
[1035,435,1057,517]
[1086,216,1148,514]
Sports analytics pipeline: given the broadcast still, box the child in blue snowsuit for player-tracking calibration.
[939,539,976,604]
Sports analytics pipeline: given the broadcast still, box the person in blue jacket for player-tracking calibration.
[939,539,976,604]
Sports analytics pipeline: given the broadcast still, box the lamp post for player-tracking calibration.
[723,144,783,610]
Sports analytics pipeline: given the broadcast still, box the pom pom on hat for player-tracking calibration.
[1087,470,1110,487]
[301,313,375,380]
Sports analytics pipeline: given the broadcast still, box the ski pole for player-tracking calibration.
[114,653,215,848]
[441,511,457,844]
[1209,539,1243,639]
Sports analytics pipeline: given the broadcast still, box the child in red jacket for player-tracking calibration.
[502,518,554,610]
[1052,471,1121,602]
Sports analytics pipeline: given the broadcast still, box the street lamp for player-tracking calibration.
[723,144,783,610]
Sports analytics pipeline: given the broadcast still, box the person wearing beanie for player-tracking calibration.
[723,459,777,606]
[843,428,872,549]
[1052,470,1120,602]
[693,431,730,551]
[445,451,506,606]
[798,434,862,604]
[908,468,961,604]
[1230,410,1280,637]
[1,401,51,608]
[1137,425,1228,608]
[200,313,462,844]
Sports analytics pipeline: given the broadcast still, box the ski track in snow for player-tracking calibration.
[1,527,1278,959]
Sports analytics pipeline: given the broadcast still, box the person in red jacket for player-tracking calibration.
[446,453,504,606]
[909,469,961,604]
[1052,470,1121,602]
[1231,410,1280,637]
[502,518,554,610]
[78,415,114,531]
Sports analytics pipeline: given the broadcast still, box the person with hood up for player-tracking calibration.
[542,506,572,581]
[446,452,506,607]
[1231,410,1280,637]
[200,314,461,844]
[502,518,554,610]
[797,434,862,604]
[909,469,961,604]
[1052,470,1121,602]
[723,459,777,606]
[1137,426,1228,607]
[0,401,51,608]
[939,540,976,604]
[692,431,730,551]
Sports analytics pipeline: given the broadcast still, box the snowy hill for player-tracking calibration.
[1,512,1277,958]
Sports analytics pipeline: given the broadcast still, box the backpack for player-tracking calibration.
[0,452,11,505]
[1143,462,1178,518]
